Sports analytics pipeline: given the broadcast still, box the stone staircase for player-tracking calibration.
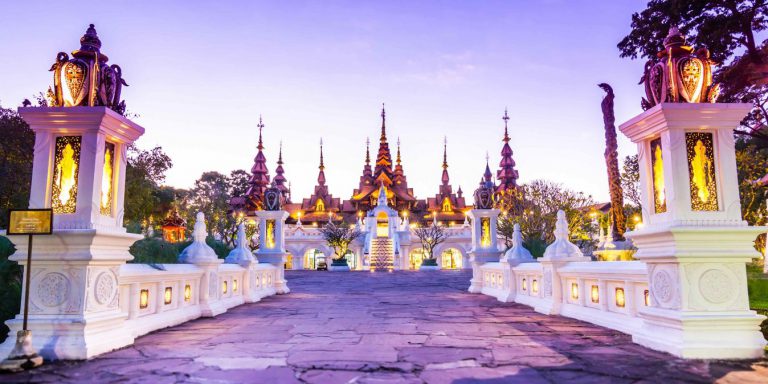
[369,238,394,271]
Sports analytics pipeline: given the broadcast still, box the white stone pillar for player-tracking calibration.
[255,210,290,294]
[620,103,767,359]
[0,107,144,360]
[467,209,502,293]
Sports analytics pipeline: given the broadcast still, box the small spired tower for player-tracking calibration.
[467,160,503,293]
[255,185,290,294]
[620,27,766,359]
[0,24,144,360]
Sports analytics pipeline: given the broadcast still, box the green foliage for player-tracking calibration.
[523,238,549,259]
[128,237,180,264]
[123,145,175,231]
[0,236,21,344]
[621,155,641,209]
[0,105,34,229]
[748,263,768,310]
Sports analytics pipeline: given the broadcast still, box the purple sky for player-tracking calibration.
[0,1,649,202]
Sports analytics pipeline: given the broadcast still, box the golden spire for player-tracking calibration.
[442,136,448,170]
[365,137,370,164]
[380,103,387,143]
[396,137,402,165]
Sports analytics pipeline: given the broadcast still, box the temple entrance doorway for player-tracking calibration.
[376,211,389,237]
[409,248,426,270]
[441,248,463,269]
[304,248,326,270]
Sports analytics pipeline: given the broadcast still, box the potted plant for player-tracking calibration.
[319,221,362,271]
[413,222,447,270]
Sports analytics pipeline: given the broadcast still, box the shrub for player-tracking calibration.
[0,236,21,344]
[128,237,180,264]
[174,236,232,259]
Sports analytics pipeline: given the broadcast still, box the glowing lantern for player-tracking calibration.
[532,279,539,294]
[184,284,191,302]
[571,283,579,300]
[100,142,115,215]
[480,217,491,248]
[266,220,276,249]
[233,279,238,292]
[686,133,718,211]
[164,287,172,305]
[51,136,82,214]
[615,287,626,308]
[139,289,149,309]
[650,139,666,213]
[522,278,527,291]
[591,285,599,304]
[222,280,228,294]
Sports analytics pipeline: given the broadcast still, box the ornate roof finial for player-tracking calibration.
[278,140,283,164]
[442,136,448,170]
[502,108,510,143]
[257,115,265,151]
[380,103,387,143]
[79,24,102,53]
[319,138,324,170]
[396,137,402,164]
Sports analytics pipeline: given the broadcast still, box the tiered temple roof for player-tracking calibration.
[232,106,519,225]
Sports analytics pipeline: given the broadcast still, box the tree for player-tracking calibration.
[496,180,596,257]
[0,105,34,229]
[413,222,448,263]
[319,221,362,264]
[228,169,251,198]
[621,155,642,208]
[123,145,174,232]
[618,0,768,140]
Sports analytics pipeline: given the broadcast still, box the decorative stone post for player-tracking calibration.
[0,25,143,360]
[255,186,290,293]
[497,224,534,302]
[618,28,765,359]
[225,223,260,303]
[180,212,225,316]
[536,211,590,314]
[467,177,502,293]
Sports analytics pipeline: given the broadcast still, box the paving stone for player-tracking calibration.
[1,270,765,382]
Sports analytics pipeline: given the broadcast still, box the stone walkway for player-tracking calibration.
[3,270,767,383]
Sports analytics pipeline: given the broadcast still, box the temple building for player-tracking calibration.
[232,106,519,270]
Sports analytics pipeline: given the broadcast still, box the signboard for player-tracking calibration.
[7,209,53,235]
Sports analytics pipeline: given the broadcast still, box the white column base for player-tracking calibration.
[633,307,767,359]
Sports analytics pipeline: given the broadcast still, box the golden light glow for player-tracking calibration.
[591,285,599,303]
[315,198,325,212]
[686,132,718,211]
[184,284,191,302]
[644,289,650,306]
[52,136,81,214]
[615,287,626,308]
[222,280,228,294]
[233,279,238,292]
[480,217,491,248]
[100,142,115,215]
[441,197,453,213]
[532,279,539,294]
[522,278,527,291]
[266,220,276,249]
[650,138,666,213]
[140,289,149,309]
[164,287,172,305]
[570,283,579,300]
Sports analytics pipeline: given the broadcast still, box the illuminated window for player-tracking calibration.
[315,198,325,212]
[184,284,191,302]
[650,138,666,213]
[643,289,650,306]
[532,279,539,294]
[480,217,491,248]
[100,142,115,216]
[571,283,579,300]
[441,197,452,213]
[522,278,527,291]
[164,287,172,305]
[686,132,718,211]
[615,287,626,308]
[139,289,149,309]
[266,220,276,249]
[233,279,238,292]
[591,285,599,304]
[222,280,228,294]
[51,136,82,214]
